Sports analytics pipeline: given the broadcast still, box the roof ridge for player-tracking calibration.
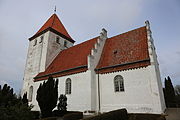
[60,36,98,53]
[51,13,56,27]
[109,26,146,39]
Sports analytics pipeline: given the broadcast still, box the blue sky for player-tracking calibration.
[0,0,179,93]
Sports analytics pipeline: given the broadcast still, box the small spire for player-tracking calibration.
[54,6,56,13]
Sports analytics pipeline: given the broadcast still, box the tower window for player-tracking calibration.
[28,86,33,101]
[64,41,67,47]
[56,37,60,44]
[114,75,124,92]
[39,36,44,43]
[65,78,71,94]
[33,39,37,46]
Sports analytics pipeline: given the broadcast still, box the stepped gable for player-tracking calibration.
[29,14,74,43]
[96,26,150,74]
[34,37,98,81]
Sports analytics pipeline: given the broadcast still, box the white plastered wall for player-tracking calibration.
[45,31,73,69]
[87,29,107,112]
[145,21,166,112]
[22,30,74,110]
[57,71,91,112]
[30,71,92,112]
[22,32,49,97]
[98,66,164,114]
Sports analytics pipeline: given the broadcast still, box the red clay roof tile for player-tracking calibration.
[34,26,150,81]
[29,14,74,42]
[34,37,98,81]
[96,26,150,73]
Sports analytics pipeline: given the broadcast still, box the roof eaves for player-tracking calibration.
[95,59,150,71]
[29,27,75,43]
[34,65,87,80]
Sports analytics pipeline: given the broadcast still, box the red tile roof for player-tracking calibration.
[96,26,150,74]
[34,37,98,81]
[34,26,150,81]
[29,14,74,43]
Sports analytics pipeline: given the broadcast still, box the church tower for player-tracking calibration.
[22,14,75,102]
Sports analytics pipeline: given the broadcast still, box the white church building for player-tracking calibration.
[22,13,166,114]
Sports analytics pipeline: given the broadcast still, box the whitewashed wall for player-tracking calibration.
[30,65,165,113]
[98,66,165,114]
[88,29,107,112]
[145,21,166,112]
[22,32,49,97]
[22,30,74,111]
[30,71,92,112]
[57,71,92,112]
[45,31,73,68]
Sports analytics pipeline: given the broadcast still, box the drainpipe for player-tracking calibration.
[97,70,101,113]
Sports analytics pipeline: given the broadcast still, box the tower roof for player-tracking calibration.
[29,14,74,43]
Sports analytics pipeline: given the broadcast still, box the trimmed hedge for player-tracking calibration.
[83,109,128,120]
[63,112,83,120]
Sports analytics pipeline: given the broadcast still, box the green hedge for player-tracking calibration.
[63,112,83,120]
[83,109,128,120]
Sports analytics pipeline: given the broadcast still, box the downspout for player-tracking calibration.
[97,69,101,113]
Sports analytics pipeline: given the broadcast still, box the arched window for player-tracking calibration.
[114,75,124,92]
[28,86,33,101]
[65,78,71,94]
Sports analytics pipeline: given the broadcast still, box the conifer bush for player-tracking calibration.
[36,76,59,118]
[164,76,176,107]
[22,92,28,105]
[0,84,33,120]
[57,94,67,112]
